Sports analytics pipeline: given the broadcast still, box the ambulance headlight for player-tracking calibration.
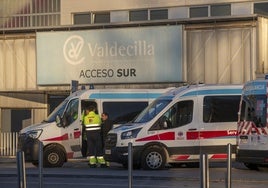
[121,128,142,139]
[27,129,43,139]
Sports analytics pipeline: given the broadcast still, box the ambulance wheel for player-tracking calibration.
[141,146,166,170]
[244,163,259,170]
[43,146,65,168]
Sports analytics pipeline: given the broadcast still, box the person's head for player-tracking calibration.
[101,112,109,121]
[85,106,95,114]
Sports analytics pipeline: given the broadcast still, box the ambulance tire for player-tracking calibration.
[43,146,65,168]
[141,146,166,170]
[244,163,259,170]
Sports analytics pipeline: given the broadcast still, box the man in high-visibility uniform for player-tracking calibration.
[83,106,106,167]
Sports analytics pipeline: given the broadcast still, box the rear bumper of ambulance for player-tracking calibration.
[236,149,268,164]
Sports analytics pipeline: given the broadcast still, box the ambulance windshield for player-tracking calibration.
[45,100,68,123]
[133,99,171,123]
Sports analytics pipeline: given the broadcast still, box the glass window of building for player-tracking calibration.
[254,2,268,16]
[211,4,231,16]
[129,10,148,21]
[1,0,60,28]
[150,9,168,20]
[190,6,208,18]
[93,12,110,23]
[73,13,91,24]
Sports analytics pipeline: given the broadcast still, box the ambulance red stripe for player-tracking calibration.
[187,130,236,140]
[174,155,190,160]
[43,133,69,141]
[136,132,175,141]
[210,154,227,159]
[74,131,81,139]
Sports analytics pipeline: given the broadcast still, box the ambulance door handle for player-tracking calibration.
[74,128,79,131]
[188,128,197,131]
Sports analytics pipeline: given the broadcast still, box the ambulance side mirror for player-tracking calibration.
[56,115,68,128]
[160,116,169,129]
[56,115,62,127]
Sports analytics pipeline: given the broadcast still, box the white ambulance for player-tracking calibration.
[236,79,268,170]
[18,88,171,167]
[104,84,242,170]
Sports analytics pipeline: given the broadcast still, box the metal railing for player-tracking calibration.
[0,132,19,157]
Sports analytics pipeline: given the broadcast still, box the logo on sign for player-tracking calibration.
[63,35,85,65]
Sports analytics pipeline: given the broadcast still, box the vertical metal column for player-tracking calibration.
[128,142,133,188]
[200,153,209,188]
[17,151,26,188]
[226,143,232,188]
[39,141,44,188]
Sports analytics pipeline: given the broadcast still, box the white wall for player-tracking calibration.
[258,17,268,74]
[0,38,36,90]
[186,26,254,84]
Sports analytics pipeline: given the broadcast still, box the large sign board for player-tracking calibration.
[36,25,183,85]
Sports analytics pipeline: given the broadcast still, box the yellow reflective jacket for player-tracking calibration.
[83,111,102,131]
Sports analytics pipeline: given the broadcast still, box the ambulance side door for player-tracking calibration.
[149,99,199,156]
[199,95,241,155]
[61,98,81,157]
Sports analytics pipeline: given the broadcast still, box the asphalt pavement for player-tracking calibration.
[1,157,196,180]
[1,156,268,184]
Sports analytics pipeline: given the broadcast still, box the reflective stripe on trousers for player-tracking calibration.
[85,123,101,131]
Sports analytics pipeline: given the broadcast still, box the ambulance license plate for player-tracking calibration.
[240,135,248,143]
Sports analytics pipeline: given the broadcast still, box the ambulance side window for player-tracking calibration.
[203,95,240,123]
[175,101,193,127]
[63,98,79,126]
[150,100,193,130]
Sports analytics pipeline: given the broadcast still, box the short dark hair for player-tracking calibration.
[102,112,109,117]
[86,105,95,111]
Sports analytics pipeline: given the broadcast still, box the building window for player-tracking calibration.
[150,9,168,20]
[93,12,110,23]
[190,6,208,18]
[73,13,91,24]
[254,2,268,16]
[211,4,231,16]
[1,0,60,28]
[129,10,148,21]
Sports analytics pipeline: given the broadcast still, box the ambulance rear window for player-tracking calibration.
[241,94,266,127]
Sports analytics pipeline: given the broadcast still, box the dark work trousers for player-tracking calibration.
[81,129,87,157]
[86,129,103,157]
